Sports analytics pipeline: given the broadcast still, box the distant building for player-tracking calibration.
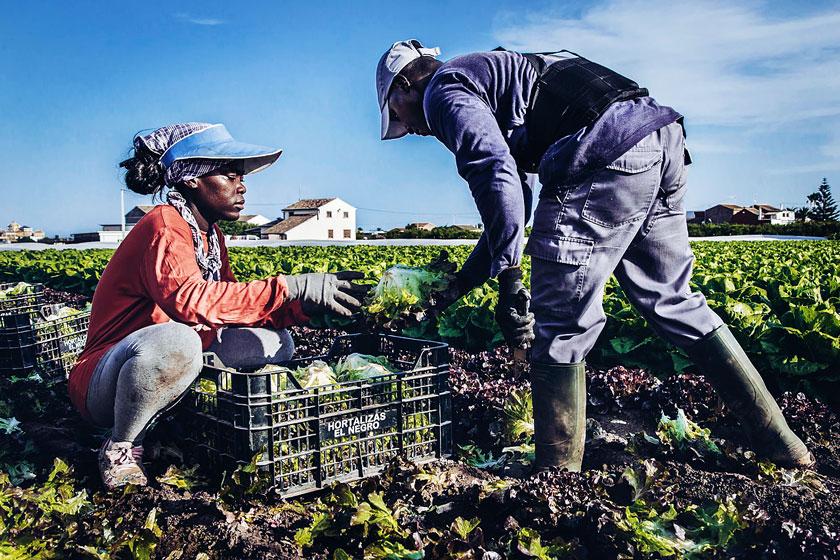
[249,198,357,241]
[732,205,795,226]
[408,222,435,231]
[1,222,46,243]
[74,206,275,243]
[125,205,156,225]
[731,207,761,225]
[686,210,706,224]
[452,224,483,233]
[88,205,157,241]
[67,232,95,243]
[237,214,271,226]
[704,204,742,224]
[765,209,795,225]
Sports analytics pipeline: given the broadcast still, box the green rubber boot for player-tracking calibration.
[688,325,814,468]
[531,362,586,472]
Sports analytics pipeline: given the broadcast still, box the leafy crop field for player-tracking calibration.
[1,241,840,558]
[2,241,838,396]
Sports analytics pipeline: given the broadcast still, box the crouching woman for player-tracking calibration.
[69,122,367,489]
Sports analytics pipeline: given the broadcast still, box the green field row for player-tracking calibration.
[1,242,838,401]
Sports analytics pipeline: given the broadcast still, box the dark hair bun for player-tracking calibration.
[119,137,165,196]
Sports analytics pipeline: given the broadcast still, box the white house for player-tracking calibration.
[254,198,357,241]
[765,209,796,225]
[238,214,271,226]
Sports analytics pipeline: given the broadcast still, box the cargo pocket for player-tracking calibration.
[525,234,594,317]
[582,146,663,228]
[531,188,574,235]
[663,164,688,213]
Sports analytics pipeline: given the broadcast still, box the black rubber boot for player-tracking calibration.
[688,325,814,468]
[531,361,586,472]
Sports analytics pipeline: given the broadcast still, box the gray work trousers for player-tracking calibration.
[526,121,723,364]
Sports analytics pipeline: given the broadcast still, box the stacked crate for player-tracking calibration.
[187,333,452,497]
[0,282,90,382]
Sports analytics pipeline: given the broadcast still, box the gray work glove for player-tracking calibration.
[285,271,369,317]
[495,267,536,348]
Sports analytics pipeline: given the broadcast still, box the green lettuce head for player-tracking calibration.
[365,250,458,333]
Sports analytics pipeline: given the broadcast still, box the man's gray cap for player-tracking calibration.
[376,39,441,140]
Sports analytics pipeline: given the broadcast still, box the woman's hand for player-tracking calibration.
[285,272,369,317]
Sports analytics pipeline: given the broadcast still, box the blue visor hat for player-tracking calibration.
[159,124,282,175]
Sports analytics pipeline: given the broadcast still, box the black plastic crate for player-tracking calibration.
[0,306,91,382]
[0,282,45,320]
[187,333,452,497]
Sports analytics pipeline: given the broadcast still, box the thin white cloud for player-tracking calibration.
[493,1,840,128]
[821,135,840,160]
[766,161,840,176]
[765,130,840,175]
[174,13,225,26]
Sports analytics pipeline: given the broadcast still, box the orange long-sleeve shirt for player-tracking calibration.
[68,205,307,419]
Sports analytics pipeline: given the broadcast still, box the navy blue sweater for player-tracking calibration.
[423,50,680,287]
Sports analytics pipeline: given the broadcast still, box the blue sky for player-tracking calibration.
[1,0,838,236]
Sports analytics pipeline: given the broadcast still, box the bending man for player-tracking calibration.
[375,40,812,471]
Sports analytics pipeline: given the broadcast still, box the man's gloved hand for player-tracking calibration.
[431,269,483,311]
[429,271,463,311]
[495,266,535,348]
[285,271,369,317]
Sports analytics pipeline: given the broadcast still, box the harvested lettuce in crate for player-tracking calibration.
[335,353,394,381]
[37,303,91,323]
[294,360,338,388]
[0,282,32,300]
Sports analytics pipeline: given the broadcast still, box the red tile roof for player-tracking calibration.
[260,214,314,234]
[283,198,336,210]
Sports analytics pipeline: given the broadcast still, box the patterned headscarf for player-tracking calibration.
[136,123,227,282]
[136,122,231,188]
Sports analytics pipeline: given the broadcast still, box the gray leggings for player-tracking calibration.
[85,322,294,444]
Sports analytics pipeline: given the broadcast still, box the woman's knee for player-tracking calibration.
[259,327,295,362]
[159,324,203,375]
[276,328,295,362]
[130,322,203,381]
[208,326,294,368]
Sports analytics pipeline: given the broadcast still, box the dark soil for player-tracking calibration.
[4,289,840,559]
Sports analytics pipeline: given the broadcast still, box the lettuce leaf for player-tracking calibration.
[335,353,394,381]
[365,250,458,333]
[295,360,337,388]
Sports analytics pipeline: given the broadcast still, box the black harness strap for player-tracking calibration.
[521,53,547,76]
[494,46,648,172]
